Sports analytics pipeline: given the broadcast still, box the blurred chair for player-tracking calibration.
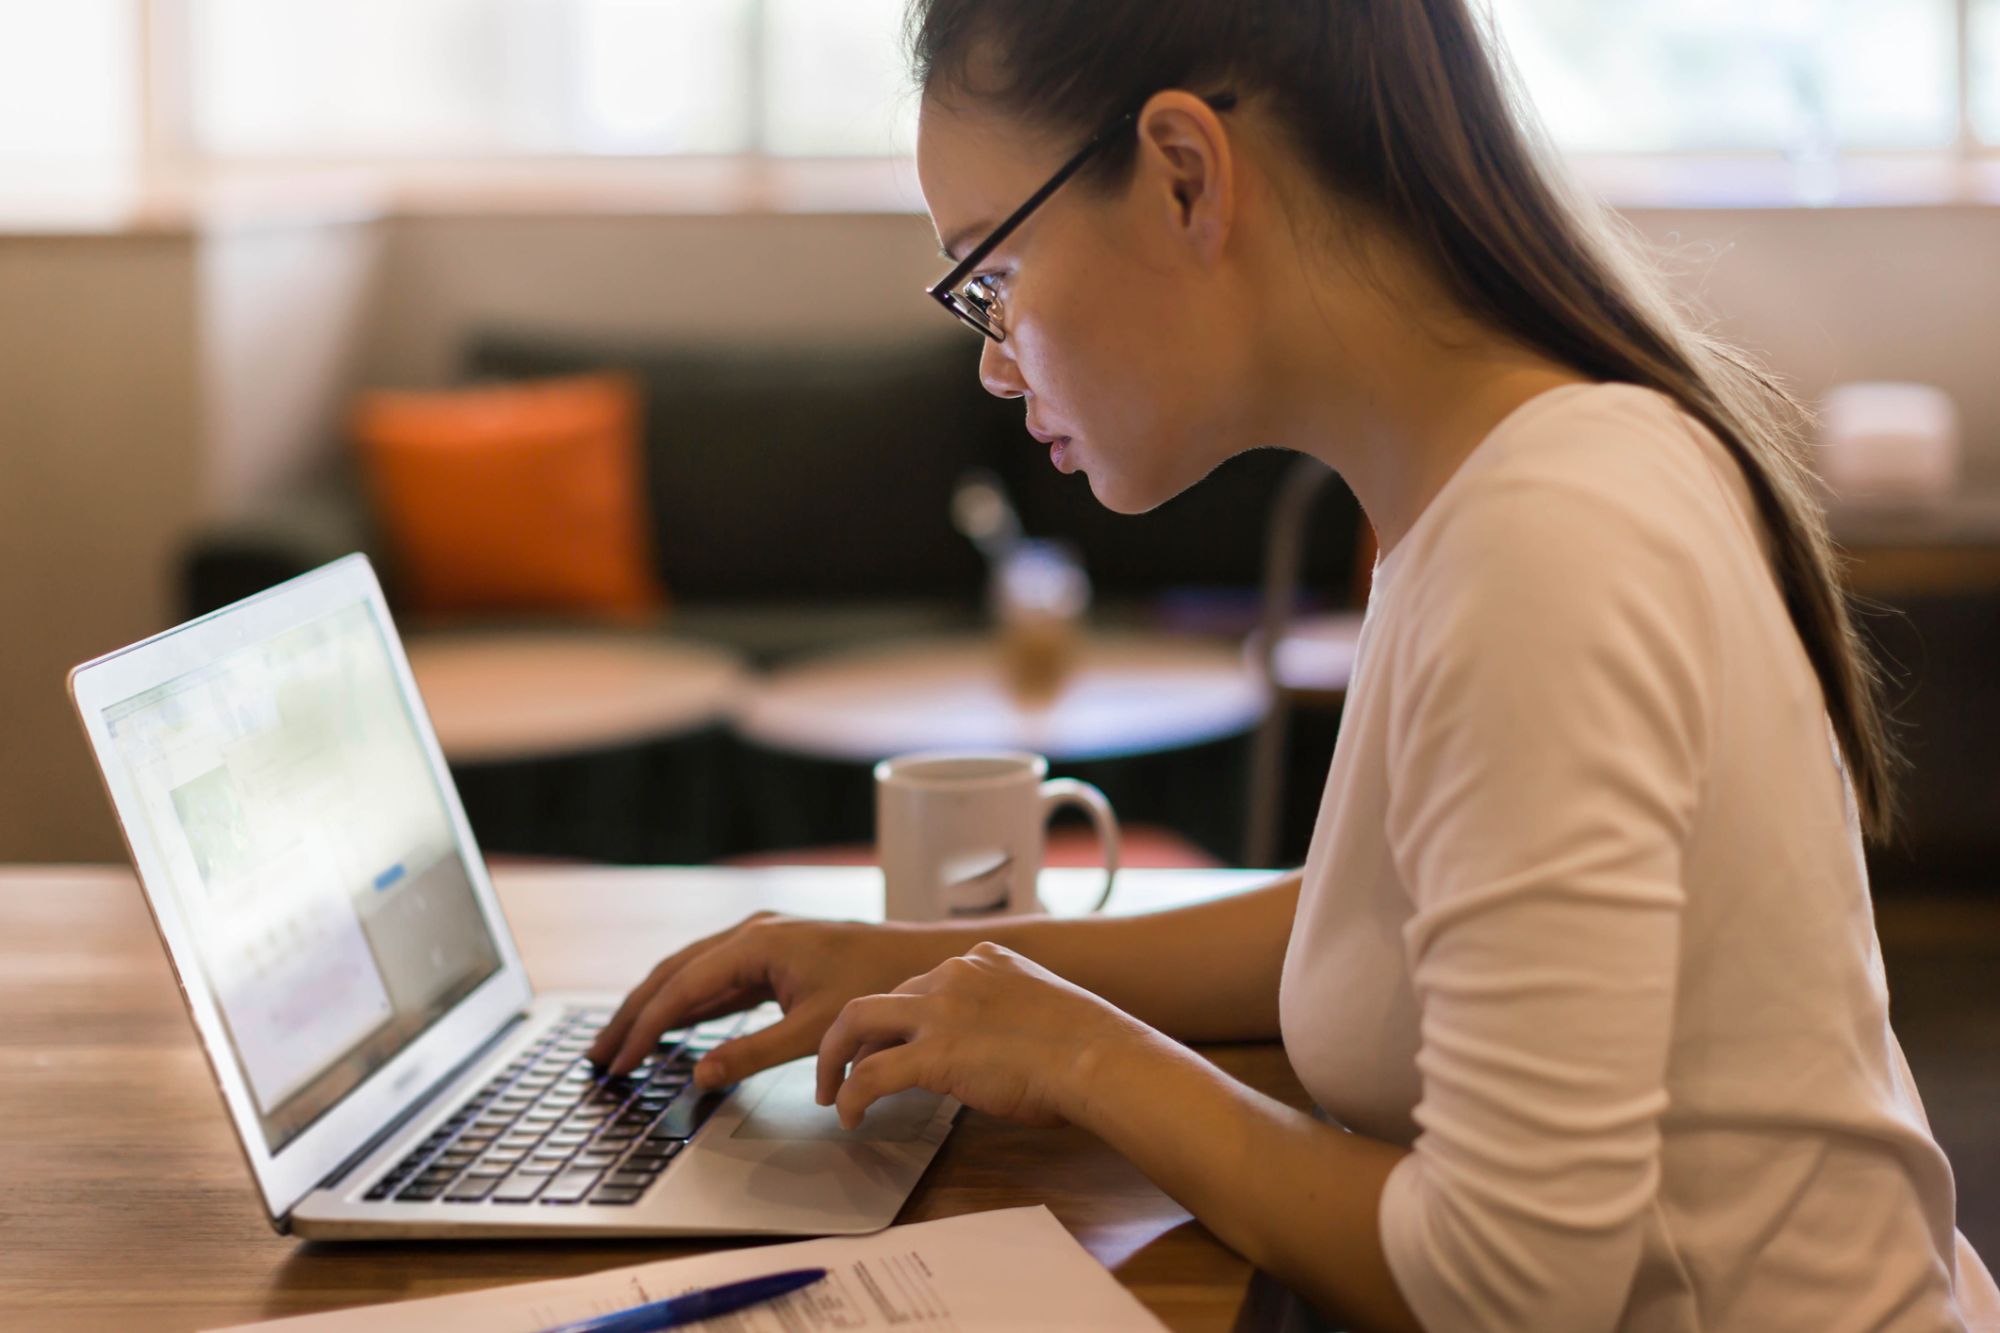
[1243,457,1376,868]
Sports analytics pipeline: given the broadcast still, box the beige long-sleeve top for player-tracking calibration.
[1279,382,2000,1331]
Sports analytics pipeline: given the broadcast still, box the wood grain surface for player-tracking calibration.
[0,864,1305,1332]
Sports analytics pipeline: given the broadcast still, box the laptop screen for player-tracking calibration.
[102,599,503,1154]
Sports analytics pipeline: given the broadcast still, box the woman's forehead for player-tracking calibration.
[916,95,1058,259]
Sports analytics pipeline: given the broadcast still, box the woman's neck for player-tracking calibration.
[1248,230,1593,559]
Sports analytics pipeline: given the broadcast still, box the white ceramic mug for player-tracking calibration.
[874,750,1120,922]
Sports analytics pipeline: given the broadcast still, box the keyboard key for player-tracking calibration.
[396,1182,444,1201]
[590,1186,644,1206]
[537,1169,604,1204]
[490,1175,545,1204]
[656,1091,724,1140]
[444,1175,501,1202]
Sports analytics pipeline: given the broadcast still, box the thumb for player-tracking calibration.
[694,1008,824,1090]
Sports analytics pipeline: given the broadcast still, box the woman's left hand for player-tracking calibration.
[815,941,1151,1131]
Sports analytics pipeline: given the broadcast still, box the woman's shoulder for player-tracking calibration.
[1373,381,1748,675]
[1398,380,1755,589]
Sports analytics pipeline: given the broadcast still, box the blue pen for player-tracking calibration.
[534,1267,829,1333]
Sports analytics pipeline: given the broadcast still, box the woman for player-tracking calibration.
[589,3,2000,1328]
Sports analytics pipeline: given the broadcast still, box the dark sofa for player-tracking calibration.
[186,333,1363,651]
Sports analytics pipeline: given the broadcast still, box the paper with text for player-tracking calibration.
[210,1206,1168,1332]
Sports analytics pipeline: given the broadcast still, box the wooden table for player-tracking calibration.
[733,632,1268,764]
[0,863,1305,1332]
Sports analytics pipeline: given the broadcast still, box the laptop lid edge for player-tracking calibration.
[67,554,536,1226]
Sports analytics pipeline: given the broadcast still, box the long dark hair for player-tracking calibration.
[908,0,1904,842]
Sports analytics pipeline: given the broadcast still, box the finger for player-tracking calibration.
[835,1046,926,1131]
[850,1039,897,1068]
[817,994,928,1105]
[691,1007,823,1090]
[670,984,771,1034]
[587,919,759,1063]
[610,933,776,1075]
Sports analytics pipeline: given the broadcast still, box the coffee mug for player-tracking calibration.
[874,750,1120,922]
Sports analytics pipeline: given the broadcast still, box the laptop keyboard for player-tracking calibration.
[363,1005,756,1208]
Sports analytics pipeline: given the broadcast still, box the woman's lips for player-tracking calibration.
[1028,424,1075,472]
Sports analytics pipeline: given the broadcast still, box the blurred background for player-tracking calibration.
[3,0,1999,877]
[3,0,2000,1254]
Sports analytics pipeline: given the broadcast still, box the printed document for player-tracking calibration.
[209,1205,1168,1332]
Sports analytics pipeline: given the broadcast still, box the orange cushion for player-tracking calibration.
[354,372,666,620]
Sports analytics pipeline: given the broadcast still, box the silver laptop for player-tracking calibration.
[69,553,957,1239]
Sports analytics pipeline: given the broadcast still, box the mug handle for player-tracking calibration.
[1037,778,1120,914]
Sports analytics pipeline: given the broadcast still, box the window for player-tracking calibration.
[3,2,1993,206]
[1486,0,1960,153]
[761,0,917,157]
[1974,0,2000,143]
[0,1,138,191]
[187,0,915,160]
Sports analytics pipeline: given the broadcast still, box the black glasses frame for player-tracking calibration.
[926,91,1239,342]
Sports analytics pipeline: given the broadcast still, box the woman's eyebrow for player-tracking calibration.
[939,220,995,261]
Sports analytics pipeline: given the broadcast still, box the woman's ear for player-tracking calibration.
[1133,90,1236,266]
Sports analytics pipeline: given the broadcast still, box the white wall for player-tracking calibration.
[199,220,386,513]
[0,218,385,863]
[360,212,949,388]
[0,236,202,862]
[1626,205,2000,481]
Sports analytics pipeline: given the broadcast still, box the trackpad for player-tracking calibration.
[731,1063,939,1143]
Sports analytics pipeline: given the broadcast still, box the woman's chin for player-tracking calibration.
[1080,465,1172,516]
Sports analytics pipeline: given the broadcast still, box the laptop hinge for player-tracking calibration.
[307,1010,533,1199]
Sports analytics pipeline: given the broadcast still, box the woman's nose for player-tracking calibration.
[978,336,1027,400]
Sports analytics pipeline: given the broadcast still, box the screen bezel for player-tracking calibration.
[68,554,533,1225]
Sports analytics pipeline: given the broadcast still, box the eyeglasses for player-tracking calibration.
[926,91,1239,342]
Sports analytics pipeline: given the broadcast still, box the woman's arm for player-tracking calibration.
[590,871,1300,1075]
[1080,1030,1423,1333]
[815,941,1424,1333]
[924,870,1299,1042]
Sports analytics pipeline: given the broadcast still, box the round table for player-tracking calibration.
[404,632,750,863]
[730,632,1268,861]
[733,631,1268,764]
[407,632,747,764]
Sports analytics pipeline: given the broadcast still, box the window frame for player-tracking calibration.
[34,0,2000,218]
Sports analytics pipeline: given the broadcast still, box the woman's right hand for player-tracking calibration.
[584,913,947,1088]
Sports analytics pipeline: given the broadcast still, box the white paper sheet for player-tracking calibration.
[210,1206,1169,1332]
